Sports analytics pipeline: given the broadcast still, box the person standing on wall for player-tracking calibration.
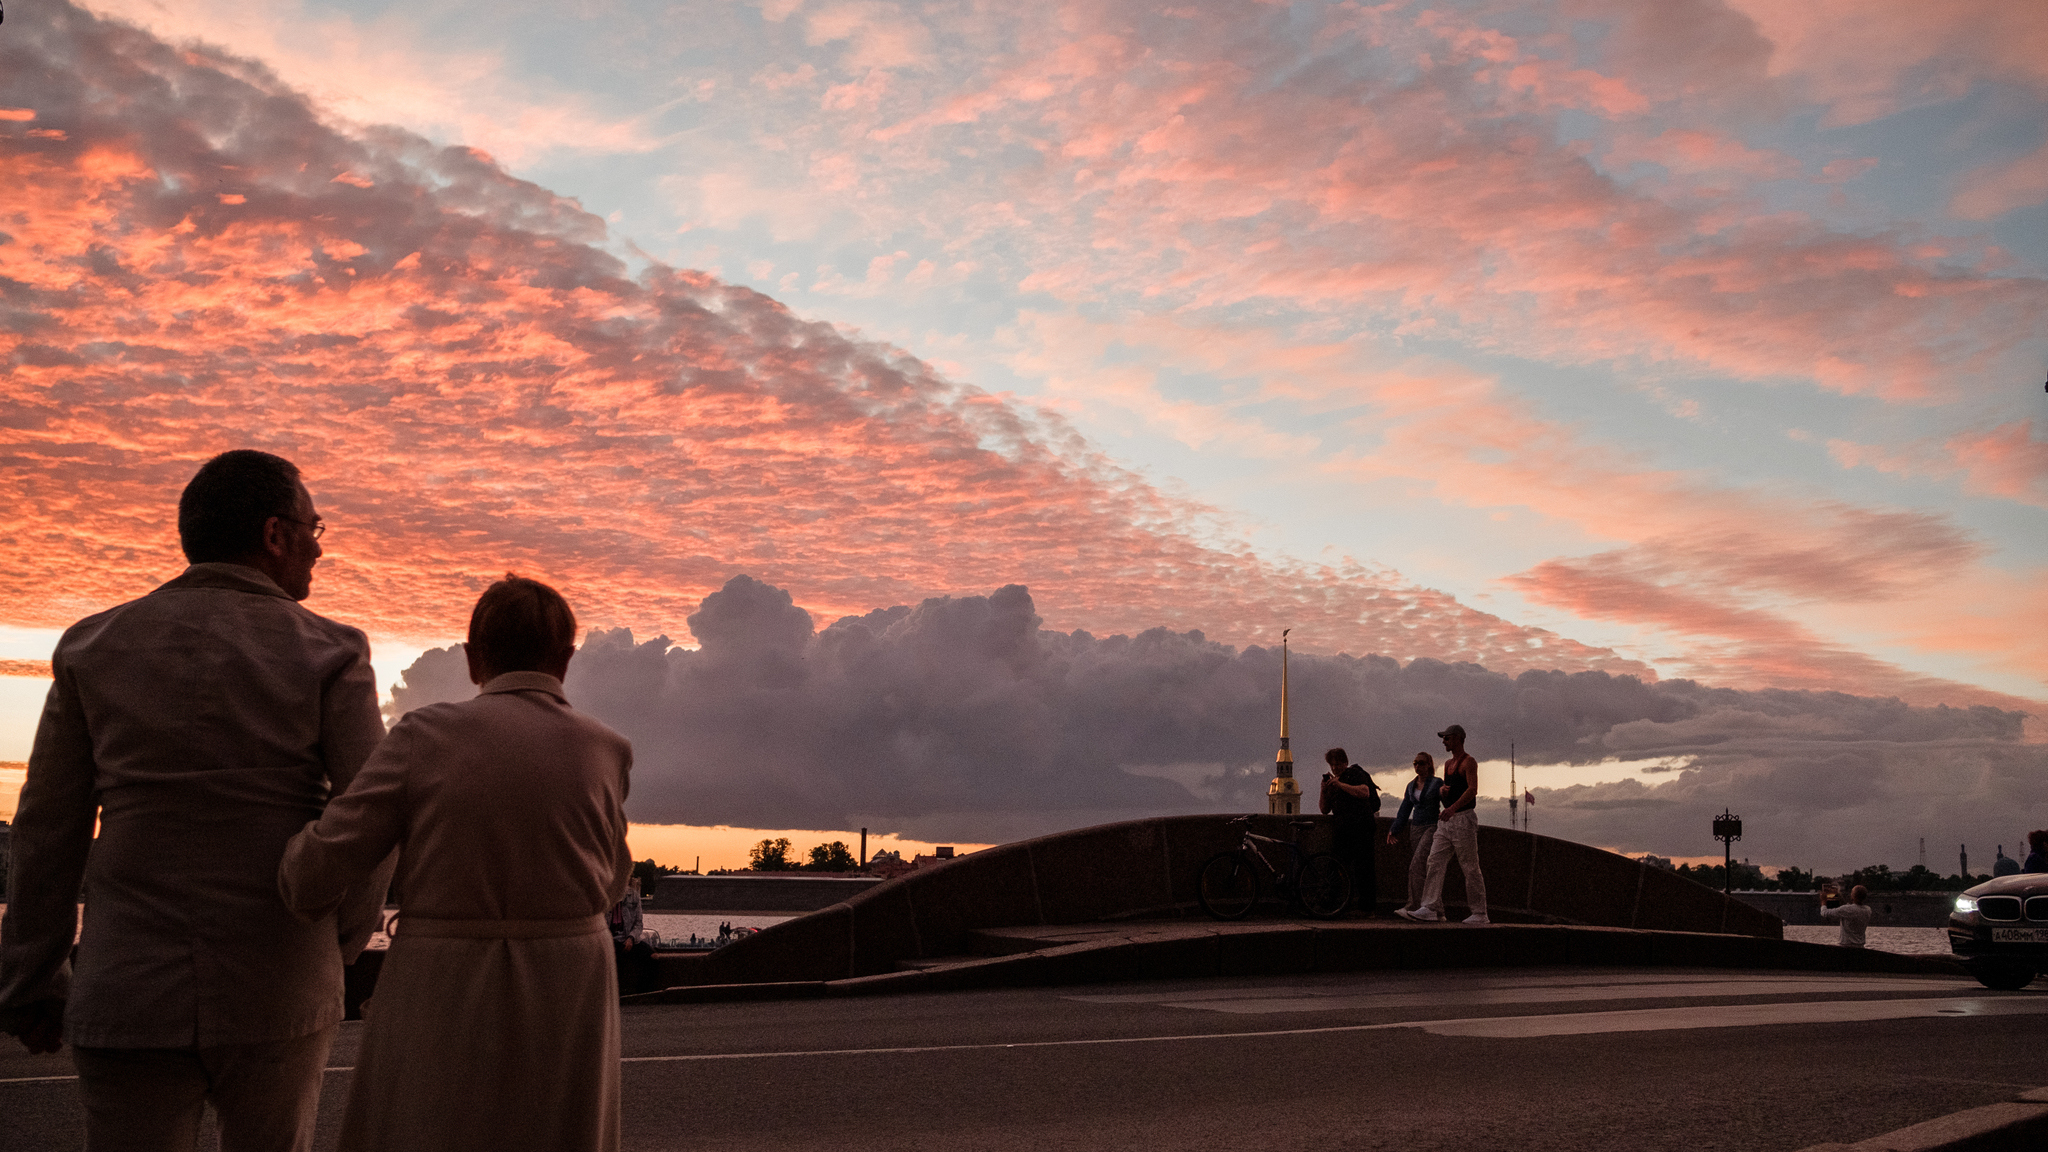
[1319,747,1381,916]
[1819,884,1874,948]
[1398,724,1490,925]
[0,449,394,1151]
[1386,752,1442,918]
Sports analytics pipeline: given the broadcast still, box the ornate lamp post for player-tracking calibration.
[1711,809,1743,896]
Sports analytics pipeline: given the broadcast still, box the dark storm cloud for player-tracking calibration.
[388,575,2043,867]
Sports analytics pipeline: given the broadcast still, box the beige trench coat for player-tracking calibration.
[0,563,389,1048]
[280,672,634,1152]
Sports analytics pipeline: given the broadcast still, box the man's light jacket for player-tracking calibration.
[0,563,389,1047]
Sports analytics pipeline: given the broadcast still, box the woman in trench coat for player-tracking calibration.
[280,575,633,1152]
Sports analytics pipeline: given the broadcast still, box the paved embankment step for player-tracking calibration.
[620,919,1966,1006]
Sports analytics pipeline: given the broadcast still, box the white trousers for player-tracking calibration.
[1400,823,1437,911]
[1420,809,1487,917]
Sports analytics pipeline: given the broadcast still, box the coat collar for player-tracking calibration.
[160,562,295,601]
[478,671,568,702]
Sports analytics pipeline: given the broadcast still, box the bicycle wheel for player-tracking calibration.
[1197,851,1261,920]
[1295,853,1352,919]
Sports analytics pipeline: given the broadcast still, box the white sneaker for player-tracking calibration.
[1462,914,1491,925]
[1395,908,1440,922]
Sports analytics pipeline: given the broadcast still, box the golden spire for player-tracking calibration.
[1268,628,1299,816]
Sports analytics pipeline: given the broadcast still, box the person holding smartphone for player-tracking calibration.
[1319,747,1381,916]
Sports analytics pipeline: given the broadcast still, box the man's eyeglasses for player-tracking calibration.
[280,516,326,540]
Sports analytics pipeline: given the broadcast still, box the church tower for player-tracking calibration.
[1268,629,1299,816]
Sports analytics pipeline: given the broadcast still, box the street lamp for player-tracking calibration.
[1711,810,1742,896]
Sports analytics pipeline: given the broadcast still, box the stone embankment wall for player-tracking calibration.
[1733,890,1958,927]
[670,813,1781,987]
[653,874,884,912]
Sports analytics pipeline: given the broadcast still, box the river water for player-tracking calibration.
[1782,925,1950,956]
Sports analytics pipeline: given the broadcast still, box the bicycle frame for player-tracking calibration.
[1196,817,1353,921]
[1237,831,1303,887]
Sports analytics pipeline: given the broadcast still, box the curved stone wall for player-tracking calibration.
[673,814,1781,987]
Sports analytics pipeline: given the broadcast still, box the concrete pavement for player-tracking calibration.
[5,965,2045,1151]
[633,915,1963,1003]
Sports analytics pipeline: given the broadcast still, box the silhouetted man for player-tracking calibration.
[1398,723,1489,924]
[0,450,392,1151]
[1319,747,1380,915]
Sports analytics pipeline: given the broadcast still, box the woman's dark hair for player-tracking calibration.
[2030,829,2048,853]
[177,450,302,563]
[1324,748,1347,767]
[468,574,578,675]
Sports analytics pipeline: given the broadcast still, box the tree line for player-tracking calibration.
[1669,860,1988,893]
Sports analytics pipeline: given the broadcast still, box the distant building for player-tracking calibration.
[863,850,914,880]
[862,846,966,881]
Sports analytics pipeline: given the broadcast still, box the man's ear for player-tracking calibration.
[259,514,291,558]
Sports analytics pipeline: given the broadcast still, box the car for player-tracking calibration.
[1948,872,2048,990]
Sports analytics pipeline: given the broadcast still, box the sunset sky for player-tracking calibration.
[2,0,2044,872]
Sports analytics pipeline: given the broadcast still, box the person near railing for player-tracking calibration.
[1386,753,1443,918]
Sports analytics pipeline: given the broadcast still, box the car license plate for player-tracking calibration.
[1991,927,2047,943]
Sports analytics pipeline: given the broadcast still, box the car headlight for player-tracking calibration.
[1954,895,1978,915]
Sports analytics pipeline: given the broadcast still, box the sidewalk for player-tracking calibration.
[626,915,1964,1005]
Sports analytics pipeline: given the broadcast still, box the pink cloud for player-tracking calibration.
[1831,421,2048,509]
[0,0,1647,685]
[1606,128,1799,181]
[1819,157,1878,183]
[1951,137,2048,221]
[1725,0,2048,126]
[1313,363,2044,706]
[78,0,667,167]
[830,0,2046,401]
[1502,554,2034,710]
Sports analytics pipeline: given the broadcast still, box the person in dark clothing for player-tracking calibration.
[1319,747,1380,915]
[2024,830,2048,874]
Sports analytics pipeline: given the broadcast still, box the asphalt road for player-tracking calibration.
[5,967,2046,1152]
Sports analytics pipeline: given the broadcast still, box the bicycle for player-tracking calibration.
[1196,817,1353,920]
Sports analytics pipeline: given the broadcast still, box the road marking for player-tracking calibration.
[11,996,2038,1083]
[613,995,2048,1063]
[1145,978,1958,1015]
[0,1067,357,1086]
[1410,996,2048,1038]
[1063,972,1946,1005]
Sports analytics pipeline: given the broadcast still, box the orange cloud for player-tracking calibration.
[0,1,1642,683]
[1830,421,2048,509]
